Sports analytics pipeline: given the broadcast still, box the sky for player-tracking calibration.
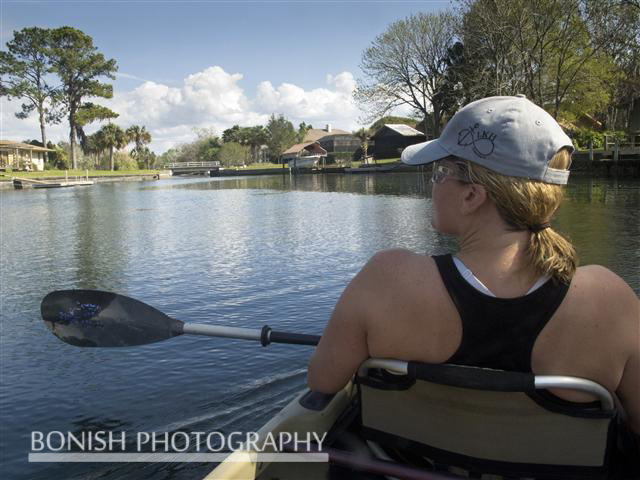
[1,0,452,153]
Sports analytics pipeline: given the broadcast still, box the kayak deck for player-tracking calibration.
[205,385,355,480]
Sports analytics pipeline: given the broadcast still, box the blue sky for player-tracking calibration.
[1,0,451,152]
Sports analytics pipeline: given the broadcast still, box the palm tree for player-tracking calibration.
[247,126,268,163]
[355,128,373,164]
[98,123,128,171]
[126,125,152,168]
[80,132,103,169]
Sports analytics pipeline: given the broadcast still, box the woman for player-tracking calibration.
[307,95,639,438]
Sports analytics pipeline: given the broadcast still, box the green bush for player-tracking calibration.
[572,129,601,149]
[572,129,627,149]
[218,142,250,167]
[114,152,137,170]
[45,145,69,170]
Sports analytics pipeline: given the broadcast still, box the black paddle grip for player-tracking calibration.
[269,330,320,346]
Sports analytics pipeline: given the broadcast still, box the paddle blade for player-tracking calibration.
[41,290,184,347]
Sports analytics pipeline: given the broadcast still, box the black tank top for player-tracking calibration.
[433,254,570,373]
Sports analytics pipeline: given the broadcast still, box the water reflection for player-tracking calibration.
[149,171,434,199]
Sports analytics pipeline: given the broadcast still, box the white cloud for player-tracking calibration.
[326,72,357,94]
[255,71,361,130]
[1,66,368,154]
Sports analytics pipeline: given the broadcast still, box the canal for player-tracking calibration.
[1,173,638,479]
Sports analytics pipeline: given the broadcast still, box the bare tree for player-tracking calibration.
[456,1,527,99]
[355,11,458,137]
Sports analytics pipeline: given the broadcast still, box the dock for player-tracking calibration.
[12,172,94,190]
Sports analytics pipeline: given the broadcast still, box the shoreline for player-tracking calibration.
[2,157,639,190]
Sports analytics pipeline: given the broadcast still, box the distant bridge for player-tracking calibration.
[164,161,221,176]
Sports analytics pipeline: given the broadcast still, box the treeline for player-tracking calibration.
[23,127,153,171]
[158,115,313,167]
[0,26,156,170]
[356,0,640,144]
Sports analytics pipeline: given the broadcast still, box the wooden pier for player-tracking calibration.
[572,139,640,177]
[12,171,94,189]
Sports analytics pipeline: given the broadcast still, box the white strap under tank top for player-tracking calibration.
[452,256,549,297]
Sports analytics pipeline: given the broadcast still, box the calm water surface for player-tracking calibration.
[1,173,638,479]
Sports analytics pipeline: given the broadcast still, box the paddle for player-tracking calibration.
[41,290,320,348]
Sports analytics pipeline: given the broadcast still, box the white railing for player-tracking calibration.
[164,161,220,168]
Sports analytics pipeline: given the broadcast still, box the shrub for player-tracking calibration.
[114,151,137,170]
[571,129,627,150]
[45,145,69,169]
[218,142,250,167]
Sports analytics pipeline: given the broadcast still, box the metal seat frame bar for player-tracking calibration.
[359,358,614,410]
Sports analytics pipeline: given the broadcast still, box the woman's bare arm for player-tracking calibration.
[307,252,393,393]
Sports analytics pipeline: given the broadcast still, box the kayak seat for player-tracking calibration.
[355,359,626,480]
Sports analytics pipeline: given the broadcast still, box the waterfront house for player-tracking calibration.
[0,140,54,171]
[303,125,361,164]
[370,124,426,159]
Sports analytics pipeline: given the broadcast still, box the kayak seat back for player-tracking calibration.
[357,360,619,479]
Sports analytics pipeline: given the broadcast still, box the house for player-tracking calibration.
[281,142,328,167]
[303,125,361,164]
[370,124,426,159]
[0,140,54,171]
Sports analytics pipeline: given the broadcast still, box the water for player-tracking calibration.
[1,173,638,479]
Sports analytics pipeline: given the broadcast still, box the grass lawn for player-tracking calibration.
[0,169,162,181]
[349,157,400,168]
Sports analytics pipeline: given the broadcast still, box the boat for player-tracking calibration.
[206,358,631,480]
[289,156,322,169]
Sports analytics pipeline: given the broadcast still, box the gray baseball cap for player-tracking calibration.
[401,95,574,185]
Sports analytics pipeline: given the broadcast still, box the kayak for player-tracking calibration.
[204,358,631,480]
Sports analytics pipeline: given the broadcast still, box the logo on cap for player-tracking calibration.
[457,123,496,158]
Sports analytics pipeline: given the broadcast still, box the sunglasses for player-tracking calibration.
[431,163,470,184]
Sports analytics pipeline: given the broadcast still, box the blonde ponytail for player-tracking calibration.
[461,149,577,283]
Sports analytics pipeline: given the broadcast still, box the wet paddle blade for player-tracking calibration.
[41,290,184,347]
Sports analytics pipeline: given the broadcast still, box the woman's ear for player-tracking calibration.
[460,183,487,215]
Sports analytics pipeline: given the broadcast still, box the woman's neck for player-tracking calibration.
[455,224,539,296]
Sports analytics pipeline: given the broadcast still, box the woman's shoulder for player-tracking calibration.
[363,248,440,282]
[568,265,638,324]
[357,249,448,311]
[572,265,636,295]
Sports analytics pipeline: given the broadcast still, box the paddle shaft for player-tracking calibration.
[181,323,320,346]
